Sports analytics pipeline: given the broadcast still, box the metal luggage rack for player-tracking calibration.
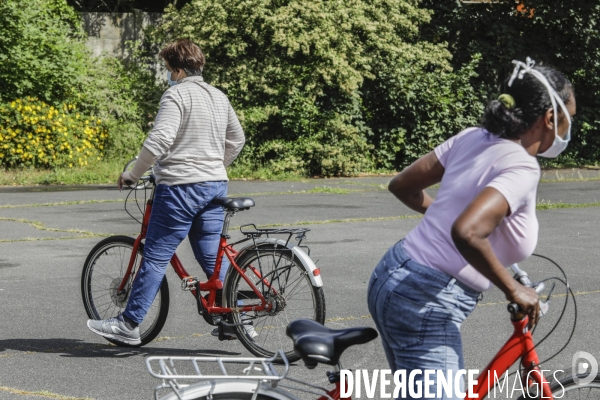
[239,224,310,248]
[146,351,290,400]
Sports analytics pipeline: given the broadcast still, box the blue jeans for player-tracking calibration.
[367,240,480,400]
[124,181,229,324]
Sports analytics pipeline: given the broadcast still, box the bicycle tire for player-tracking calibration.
[180,394,282,400]
[81,235,169,347]
[157,380,297,400]
[224,244,326,362]
[515,370,600,399]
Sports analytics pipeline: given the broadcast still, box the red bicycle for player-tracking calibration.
[81,175,326,361]
[146,264,597,400]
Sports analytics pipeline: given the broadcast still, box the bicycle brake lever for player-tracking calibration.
[533,282,551,317]
[539,300,549,316]
[545,282,556,302]
[538,282,556,317]
[534,282,545,294]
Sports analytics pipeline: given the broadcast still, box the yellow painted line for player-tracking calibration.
[478,289,600,307]
[0,386,92,400]
[326,315,372,322]
[0,217,118,243]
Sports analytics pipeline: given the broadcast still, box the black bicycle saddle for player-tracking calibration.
[211,197,255,211]
[286,319,378,369]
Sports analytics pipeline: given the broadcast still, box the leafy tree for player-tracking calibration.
[421,0,600,165]
[0,0,89,104]
[151,0,483,175]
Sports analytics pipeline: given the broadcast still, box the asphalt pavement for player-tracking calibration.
[1,171,600,399]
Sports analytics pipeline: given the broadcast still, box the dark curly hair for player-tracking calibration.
[481,65,573,140]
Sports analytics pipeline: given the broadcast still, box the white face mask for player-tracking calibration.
[167,71,178,87]
[508,58,572,158]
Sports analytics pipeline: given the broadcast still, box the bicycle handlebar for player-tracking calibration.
[507,263,550,317]
[124,175,154,187]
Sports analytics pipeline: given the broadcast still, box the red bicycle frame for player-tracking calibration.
[330,314,551,400]
[471,315,552,399]
[321,380,346,400]
[116,196,276,316]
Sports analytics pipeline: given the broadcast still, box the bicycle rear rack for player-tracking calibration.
[239,224,310,249]
[146,351,289,400]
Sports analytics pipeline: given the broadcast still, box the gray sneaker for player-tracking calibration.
[241,316,258,339]
[87,314,141,346]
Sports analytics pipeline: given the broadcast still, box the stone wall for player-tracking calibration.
[81,10,161,59]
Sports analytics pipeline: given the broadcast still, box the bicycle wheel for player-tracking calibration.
[123,158,152,189]
[516,371,600,399]
[224,244,326,362]
[81,235,170,347]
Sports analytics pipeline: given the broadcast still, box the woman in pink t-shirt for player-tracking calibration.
[367,59,576,399]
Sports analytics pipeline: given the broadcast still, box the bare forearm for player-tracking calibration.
[387,152,444,215]
[123,146,158,182]
[390,189,435,214]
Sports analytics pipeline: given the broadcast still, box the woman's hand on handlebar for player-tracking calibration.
[505,284,540,329]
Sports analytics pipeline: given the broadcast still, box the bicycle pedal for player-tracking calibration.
[181,276,198,291]
[217,324,237,341]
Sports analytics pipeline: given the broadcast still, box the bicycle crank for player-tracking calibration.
[109,277,129,308]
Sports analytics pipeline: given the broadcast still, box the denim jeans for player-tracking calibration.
[124,181,228,324]
[367,240,480,400]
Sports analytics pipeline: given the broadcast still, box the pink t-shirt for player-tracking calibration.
[403,128,540,292]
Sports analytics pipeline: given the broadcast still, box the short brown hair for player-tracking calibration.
[159,39,205,76]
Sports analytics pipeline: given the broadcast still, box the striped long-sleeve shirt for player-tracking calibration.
[142,76,245,186]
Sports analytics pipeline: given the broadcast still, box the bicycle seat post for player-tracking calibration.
[221,210,235,239]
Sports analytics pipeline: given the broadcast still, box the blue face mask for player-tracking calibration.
[167,71,178,87]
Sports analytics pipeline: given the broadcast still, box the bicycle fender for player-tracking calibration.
[235,238,324,288]
[159,380,299,400]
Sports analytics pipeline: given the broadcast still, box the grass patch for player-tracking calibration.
[231,214,422,230]
[226,164,308,181]
[305,186,353,194]
[4,159,600,187]
[0,217,115,242]
[536,200,600,210]
[0,160,125,186]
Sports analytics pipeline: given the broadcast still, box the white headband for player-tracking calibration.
[508,57,571,136]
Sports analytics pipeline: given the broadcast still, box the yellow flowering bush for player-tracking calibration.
[0,97,109,169]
